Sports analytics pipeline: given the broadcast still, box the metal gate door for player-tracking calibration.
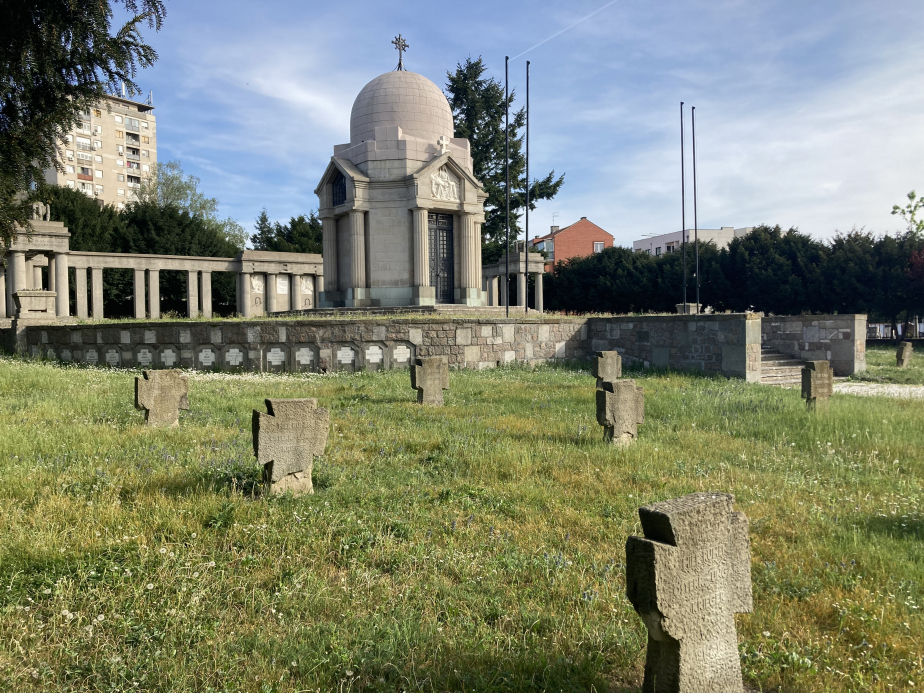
[428,213,454,303]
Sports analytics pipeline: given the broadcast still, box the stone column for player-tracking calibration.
[48,255,56,294]
[321,216,338,293]
[241,272,253,318]
[32,263,43,289]
[75,267,88,318]
[147,269,160,319]
[348,210,366,296]
[517,271,527,307]
[201,271,212,318]
[186,270,199,318]
[133,268,146,319]
[289,274,301,311]
[91,267,104,319]
[499,273,508,307]
[412,207,429,287]
[456,213,480,305]
[266,273,277,313]
[488,276,499,306]
[534,272,544,313]
[0,264,6,318]
[54,253,69,317]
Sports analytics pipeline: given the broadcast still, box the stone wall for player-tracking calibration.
[587,313,763,383]
[762,314,866,375]
[8,314,774,381]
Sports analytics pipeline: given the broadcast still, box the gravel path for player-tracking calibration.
[834,382,924,399]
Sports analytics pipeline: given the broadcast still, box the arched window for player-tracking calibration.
[331,171,347,207]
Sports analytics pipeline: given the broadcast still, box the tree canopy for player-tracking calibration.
[0,0,165,247]
[445,57,564,259]
[251,208,323,255]
[545,225,924,330]
[136,160,248,249]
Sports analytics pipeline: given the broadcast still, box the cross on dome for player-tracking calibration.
[392,34,409,71]
[437,135,450,154]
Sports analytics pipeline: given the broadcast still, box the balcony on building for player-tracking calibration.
[126,122,139,133]
[126,151,140,161]
[77,173,93,181]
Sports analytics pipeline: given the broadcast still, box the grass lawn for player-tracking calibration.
[0,356,921,692]
[851,343,924,385]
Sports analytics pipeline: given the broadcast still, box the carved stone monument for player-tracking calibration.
[410,356,449,405]
[801,360,833,410]
[134,370,189,427]
[595,379,644,445]
[626,492,753,693]
[896,341,913,368]
[592,350,622,388]
[252,398,330,495]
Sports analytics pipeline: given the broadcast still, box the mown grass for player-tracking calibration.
[0,356,921,692]
[850,343,924,385]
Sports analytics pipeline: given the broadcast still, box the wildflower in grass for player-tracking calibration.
[146,583,153,590]
[159,548,167,554]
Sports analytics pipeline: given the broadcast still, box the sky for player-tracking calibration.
[129,0,924,247]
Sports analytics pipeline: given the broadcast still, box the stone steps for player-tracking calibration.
[760,346,806,385]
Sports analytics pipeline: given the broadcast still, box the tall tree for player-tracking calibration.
[135,160,248,249]
[0,0,165,246]
[251,208,323,254]
[892,190,924,238]
[445,57,564,258]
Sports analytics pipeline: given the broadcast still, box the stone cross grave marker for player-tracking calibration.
[253,399,329,495]
[592,350,622,388]
[595,379,644,445]
[134,370,189,427]
[896,341,913,368]
[801,360,833,410]
[626,492,753,693]
[411,356,449,405]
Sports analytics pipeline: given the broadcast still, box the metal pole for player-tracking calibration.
[680,101,687,313]
[692,106,700,312]
[525,60,530,315]
[505,56,510,318]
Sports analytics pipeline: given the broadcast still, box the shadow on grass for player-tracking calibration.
[860,514,924,542]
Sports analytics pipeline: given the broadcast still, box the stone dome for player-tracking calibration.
[349,70,455,145]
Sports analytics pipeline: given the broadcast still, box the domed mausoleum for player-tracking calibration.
[315,66,487,307]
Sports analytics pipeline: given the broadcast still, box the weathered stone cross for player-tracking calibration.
[596,379,644,445]
[392,34,409,71]
[437,135,451,154]
[896,341,913,368]
[253,398,330,495]
[411,356,449,406]
[801,360,833,410]
[134,369,189,427]
[592,350,622,388]
[626,492,753,693]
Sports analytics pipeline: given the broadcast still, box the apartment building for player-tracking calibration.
[632,227,753,256]
[43,94,157,209]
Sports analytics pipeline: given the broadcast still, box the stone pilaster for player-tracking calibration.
[54,253,69,317]
[133,269,146,319]
[201,271,212,318]
[148,269,160,319]
[91,268,104,319]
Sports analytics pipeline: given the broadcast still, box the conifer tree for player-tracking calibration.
[445,57,564,260]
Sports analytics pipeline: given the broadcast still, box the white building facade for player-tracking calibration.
[633,227,753,256]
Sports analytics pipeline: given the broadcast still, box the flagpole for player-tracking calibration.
[680,101,687,312]
[525,60,530,315]
[692,105,700,312]
[505,56,510,317]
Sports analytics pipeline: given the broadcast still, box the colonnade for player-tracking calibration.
[320,209,482,307]
[484,271,544,312]
[1,250,70,319]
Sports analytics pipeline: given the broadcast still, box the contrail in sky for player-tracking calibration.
[510,0,620,60]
